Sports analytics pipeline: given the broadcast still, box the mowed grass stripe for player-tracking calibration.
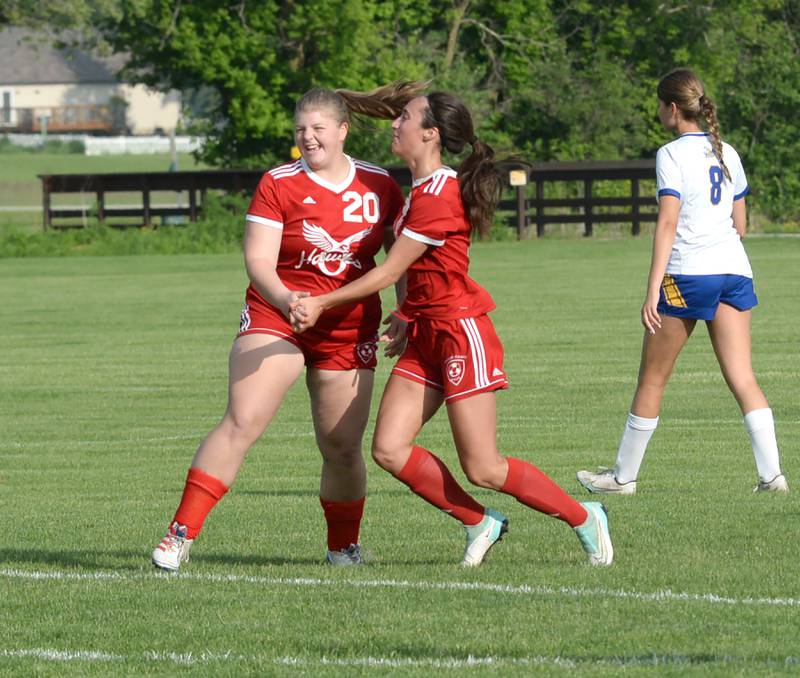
[3,647,800,670]
[1,238,798,675]
[3,567,800,608]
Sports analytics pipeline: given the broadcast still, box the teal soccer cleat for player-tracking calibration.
[574,502,613,566]
[461,508,509,567]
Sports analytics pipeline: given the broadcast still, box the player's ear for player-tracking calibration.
[339,121,349,142]
[422,126,439,143]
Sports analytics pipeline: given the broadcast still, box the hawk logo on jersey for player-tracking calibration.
[295,220,373,276]
[445,356,466,386]
[356,341,377,365]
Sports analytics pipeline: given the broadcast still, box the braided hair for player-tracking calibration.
[657,68,731,181]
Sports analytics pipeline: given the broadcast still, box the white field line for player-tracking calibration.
[2,567,799,609]
[1,648,798,669]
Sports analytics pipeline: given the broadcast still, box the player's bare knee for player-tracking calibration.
[463,461,503,490]
[223,410,267,447]
[371,438,399,471]
[320,441,363,468]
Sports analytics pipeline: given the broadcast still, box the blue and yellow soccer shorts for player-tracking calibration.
[658,274,758,320]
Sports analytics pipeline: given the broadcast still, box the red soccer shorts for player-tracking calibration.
[237,287,378,371]
[392,314,509,402]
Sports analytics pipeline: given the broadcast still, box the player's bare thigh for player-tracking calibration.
[706,304,768,412]
[447,392,508,489]
[372,374,444,474]
[631,316,695,417]
[307,368,374,500]
[192,333,304,483]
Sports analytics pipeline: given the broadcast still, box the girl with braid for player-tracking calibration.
[292,83,613,567]
[578,68,788,495]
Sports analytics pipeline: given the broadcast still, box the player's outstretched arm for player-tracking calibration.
[291,234,427,332]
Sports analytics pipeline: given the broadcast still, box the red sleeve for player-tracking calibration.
[401,192,457,246]
[246,172,283,229]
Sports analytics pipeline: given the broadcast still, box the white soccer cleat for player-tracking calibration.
[326,543,364,566]
[577,468,637,495]
[753,474,789,493]
[461,508,509,567]
[152,522,193,572]
[574,502,613,566]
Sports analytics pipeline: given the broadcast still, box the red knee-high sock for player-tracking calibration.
[320,497,365,551]
[500,457,587,527]
[395,445,485,526]
[171,467,229,539]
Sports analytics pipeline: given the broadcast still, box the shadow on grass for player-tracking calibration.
[236,488,413,498]
[0,547,145,571]
[196,552,322,567]
[0,547,327,570]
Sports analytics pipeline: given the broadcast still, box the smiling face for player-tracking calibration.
[391,96,434,162]
[294,107,348,172]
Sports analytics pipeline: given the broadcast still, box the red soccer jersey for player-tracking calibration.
[393,168,495,319]
[246,156,403,331]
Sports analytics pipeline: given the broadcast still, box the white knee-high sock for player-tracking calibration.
[614,412,659,484]
[744,407,782,481]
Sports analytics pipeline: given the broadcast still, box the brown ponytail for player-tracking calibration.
[420,92,500,238]
[657,68,730,181]
[336,82,500,238]
[335,81,429,120]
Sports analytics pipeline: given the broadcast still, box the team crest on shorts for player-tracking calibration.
[445,356,466,386]
[239,304,251,332]
[356,341,377,364]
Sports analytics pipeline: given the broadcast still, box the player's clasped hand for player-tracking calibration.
[282,290,310,320]
[640,290,662,335]
[290,295,324,333]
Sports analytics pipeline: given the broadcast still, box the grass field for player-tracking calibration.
[0,152,205,233]
[1,237,798,675]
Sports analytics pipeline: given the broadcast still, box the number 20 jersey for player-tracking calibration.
[246,156,403,332]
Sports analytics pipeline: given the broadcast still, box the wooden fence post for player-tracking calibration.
[631,178,641,235]
[42,176,51,231]
[583,178,593,236]
[536,179,545,237]
[515,184,526,238]
[142,177,151,227]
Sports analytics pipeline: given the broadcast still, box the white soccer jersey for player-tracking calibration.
[656,132,752,276]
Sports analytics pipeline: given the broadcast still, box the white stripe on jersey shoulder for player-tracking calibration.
[246,214,283,230]
[353,159,390,176]
[401,227,445,247]
[268,161,303,180]
[415,167,458,195]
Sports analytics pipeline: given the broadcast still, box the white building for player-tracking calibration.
[0,27,180,135]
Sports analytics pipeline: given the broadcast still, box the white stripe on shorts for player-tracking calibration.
[459,318,489,388]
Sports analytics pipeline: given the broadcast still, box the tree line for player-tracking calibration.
[4,0,799,220]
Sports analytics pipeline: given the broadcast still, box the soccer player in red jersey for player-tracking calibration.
[151,88,404,571]
[292,84,614,566]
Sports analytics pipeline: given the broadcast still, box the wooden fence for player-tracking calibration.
[500,159,658,237]
[39,160,657,236]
